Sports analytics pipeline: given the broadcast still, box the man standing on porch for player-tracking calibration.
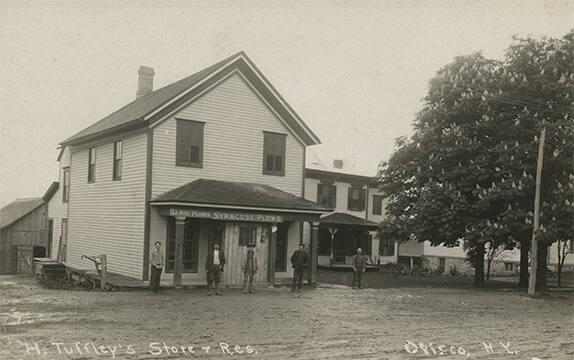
[242,242,258,294]
[291,243,309,292]
[149,241,164,293]
[206,243,226,296]
[352,248,367,289]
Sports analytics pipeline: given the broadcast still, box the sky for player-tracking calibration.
[0,0,572,208]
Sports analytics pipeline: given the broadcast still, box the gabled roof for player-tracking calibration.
[319,212,379,229]
[61,52,321,146]
[0,198,44,230]
[151,179,328,213]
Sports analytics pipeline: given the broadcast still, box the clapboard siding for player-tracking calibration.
[66,132,147,279]
[47,147,70,258]
[152,72,304,198]
[303,177,373,218]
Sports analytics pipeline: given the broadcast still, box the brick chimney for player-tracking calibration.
[136,66,154,98]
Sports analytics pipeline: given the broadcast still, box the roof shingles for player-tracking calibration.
[151,179,327,212]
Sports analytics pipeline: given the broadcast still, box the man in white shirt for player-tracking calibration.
[205,243,226,295]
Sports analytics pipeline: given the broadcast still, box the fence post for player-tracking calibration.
[100,255,107,290]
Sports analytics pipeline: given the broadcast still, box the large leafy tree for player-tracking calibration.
[379,30,573,290]
[499,31,574,290]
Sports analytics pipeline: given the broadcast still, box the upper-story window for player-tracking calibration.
[263,132,286,176]
[176,119,204,168]
[113,141,123,180]
[347,186,366,211]
[372,194,383,215]
[317,183,336,208]
[88,147,96,183]
[62,168,70,202]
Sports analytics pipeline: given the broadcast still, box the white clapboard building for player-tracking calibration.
[48,52,331,286]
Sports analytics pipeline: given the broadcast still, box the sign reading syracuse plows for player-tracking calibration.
[169,208,284,223]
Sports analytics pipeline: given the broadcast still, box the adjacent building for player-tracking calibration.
[0,183,58,274]
[302,158,390,267]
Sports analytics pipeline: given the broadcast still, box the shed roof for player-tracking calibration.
[151,179,328,213]
[319,212,379,229]
[0,198,44,230]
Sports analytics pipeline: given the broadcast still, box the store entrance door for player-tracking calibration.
[222,223,269,286]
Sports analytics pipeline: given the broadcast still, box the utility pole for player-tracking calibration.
[528,127,546,297]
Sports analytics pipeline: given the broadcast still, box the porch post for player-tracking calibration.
[310,221,320,284]
[328,228,338,266]
[173,216,186,287]
[268,224,277,287]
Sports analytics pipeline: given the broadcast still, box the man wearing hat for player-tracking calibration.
[241,241,258,294]
[205,243,226,296]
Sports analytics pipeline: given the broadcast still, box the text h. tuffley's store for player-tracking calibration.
[51,52,329,287]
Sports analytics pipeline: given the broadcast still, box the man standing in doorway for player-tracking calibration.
[242,242,258,294]
[206,243,226,296]
[149,241,164,293]
[291,243,309,292]
[352,247,367,289]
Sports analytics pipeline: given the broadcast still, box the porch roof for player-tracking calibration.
[319,212,379,230]
[150,179,329,213]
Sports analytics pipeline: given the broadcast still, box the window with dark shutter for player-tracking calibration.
[317,183,336,208]
[372,195,383,215]
[88,147,96,183]
[263,132,286,176]
[113,141,122,180]
[347,187,366,211]
[176,119,204,167]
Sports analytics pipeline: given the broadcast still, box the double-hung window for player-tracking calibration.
[113,141,122,180]
[317,183,336,208]
[263,132,286,176]
[87,147,96,183]
[176,119,204,167]
[372,195,383,215]
[62,168,70,202]
[347,186,366,211]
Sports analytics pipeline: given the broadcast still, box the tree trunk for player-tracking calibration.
[518,239,530,288]
[486,257,492,280]
[474,243,485,287]
[535,241,548,292]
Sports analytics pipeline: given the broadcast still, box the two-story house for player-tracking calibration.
[302,157,396,267]
[48,52,329,287]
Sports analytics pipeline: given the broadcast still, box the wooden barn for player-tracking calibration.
[0,183,58,274]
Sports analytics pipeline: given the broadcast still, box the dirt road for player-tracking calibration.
[0,275,572,359]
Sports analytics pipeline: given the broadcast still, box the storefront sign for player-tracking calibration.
[168,208,284,223]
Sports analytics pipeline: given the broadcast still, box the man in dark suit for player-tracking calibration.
[205,243,226,296]
[290,243,309,292]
